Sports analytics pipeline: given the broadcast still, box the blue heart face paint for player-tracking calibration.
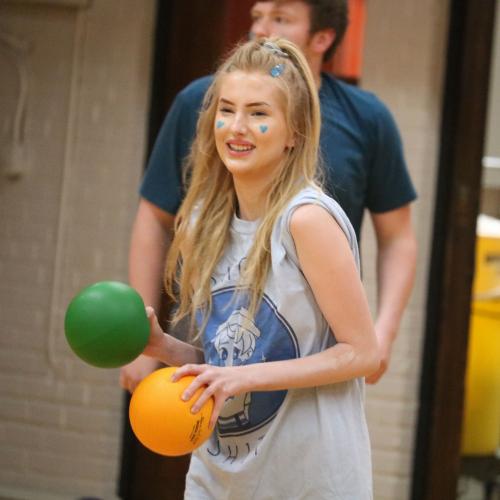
[216,120,225,129]
[214,72,291,180]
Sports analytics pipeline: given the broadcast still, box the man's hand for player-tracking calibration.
[365,327,393,384]
[120,355,160,393]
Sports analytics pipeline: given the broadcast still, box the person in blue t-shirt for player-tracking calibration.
[119,0,417,393]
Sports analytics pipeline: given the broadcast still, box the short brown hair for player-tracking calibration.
[305,0,348,60]
[268,0,349,60]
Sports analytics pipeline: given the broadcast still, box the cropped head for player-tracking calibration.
[250,0,349,62]
[165,38,322,334]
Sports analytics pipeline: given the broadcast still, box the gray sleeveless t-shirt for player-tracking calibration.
[185,187,373,500]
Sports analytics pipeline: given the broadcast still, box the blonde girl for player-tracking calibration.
[144,37,379,499]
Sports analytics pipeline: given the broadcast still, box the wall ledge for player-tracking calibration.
[0,0,91,9]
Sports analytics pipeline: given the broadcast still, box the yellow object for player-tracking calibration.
[129,367,214,456]
[462,217,500,456]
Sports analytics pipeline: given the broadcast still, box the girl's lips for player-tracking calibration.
[226,141,255,157]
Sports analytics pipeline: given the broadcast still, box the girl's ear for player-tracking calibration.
[286,132,296,150]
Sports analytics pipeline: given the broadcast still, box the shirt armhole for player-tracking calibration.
[280,197,361,272]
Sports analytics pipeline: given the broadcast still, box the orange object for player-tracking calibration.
[129,367,214,456]
[326,0,366,82]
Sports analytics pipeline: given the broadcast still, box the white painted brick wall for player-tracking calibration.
[0,0,155,498]
[361,0,450,498]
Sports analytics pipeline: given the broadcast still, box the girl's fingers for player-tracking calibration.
[145,306,160,337]
[172,363,205,382]
[209,396,226,429]
[190,384,216,413]
[171,364,210,403]
[148,308,162,331]
[171,364,229,428]
[181,376,206,402]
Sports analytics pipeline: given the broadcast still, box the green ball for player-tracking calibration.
[64,281,149,368]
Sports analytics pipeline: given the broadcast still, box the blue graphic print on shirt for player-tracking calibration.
[201,286,300,438]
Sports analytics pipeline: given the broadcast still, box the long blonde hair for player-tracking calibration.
[165,37,322,336]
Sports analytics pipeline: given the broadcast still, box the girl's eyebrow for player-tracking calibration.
[219,97,270,107]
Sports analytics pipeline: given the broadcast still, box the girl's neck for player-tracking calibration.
[233,178,269,221]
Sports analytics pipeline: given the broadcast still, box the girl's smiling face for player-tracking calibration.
[214,70,294,183]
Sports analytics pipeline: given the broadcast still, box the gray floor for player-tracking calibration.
[458,476,500,500]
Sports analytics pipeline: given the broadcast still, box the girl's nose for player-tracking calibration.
[230,114,247,134]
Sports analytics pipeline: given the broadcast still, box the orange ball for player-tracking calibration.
[129,367,214,456]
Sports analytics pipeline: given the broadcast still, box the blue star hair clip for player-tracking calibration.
[261,41,289,77]
[270,63,285,78]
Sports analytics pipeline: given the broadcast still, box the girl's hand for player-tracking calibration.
[120,307,165,393]
[172,364,250,429]
[142,306,167,358]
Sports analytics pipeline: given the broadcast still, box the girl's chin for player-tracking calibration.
[223,162,255,175]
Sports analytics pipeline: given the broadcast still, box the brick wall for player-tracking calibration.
[360,0,450,498]
[0,1,155,498]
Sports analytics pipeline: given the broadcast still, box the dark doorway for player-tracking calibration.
[146,0,256,154]
[118,2,254,498]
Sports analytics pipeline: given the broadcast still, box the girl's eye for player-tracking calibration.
[274,16,288,24]
[252,111,267,117]
[219,107,233,114]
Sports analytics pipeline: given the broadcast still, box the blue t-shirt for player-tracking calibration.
[140,73,416,240]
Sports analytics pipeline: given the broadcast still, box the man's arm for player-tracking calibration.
[119,198,175,393]
[365,204,417,384]
[118,78,212,393]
